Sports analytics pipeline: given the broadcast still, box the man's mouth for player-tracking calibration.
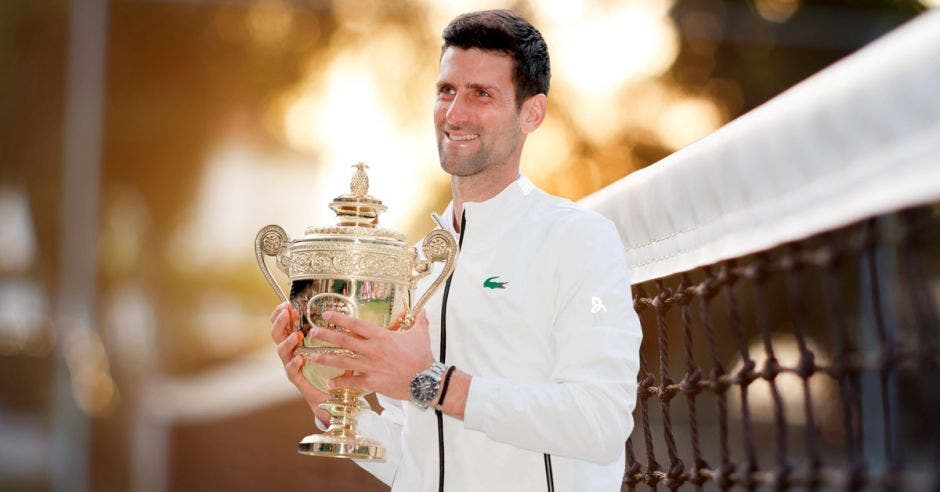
[445,131,479,142]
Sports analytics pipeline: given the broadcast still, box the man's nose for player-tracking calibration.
[444,95,469,126]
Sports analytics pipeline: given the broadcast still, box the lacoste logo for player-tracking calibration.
[483,276,508,289]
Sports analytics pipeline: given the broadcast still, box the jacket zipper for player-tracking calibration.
[437,210,466,492]
[544,453,555,491]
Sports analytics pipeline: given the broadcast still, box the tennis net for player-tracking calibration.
[583,10,940,491]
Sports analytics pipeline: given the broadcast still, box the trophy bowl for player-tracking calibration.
[255,163,457,460]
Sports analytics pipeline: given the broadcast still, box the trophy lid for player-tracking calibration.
[299,163,405,243]
[329,163,386,228]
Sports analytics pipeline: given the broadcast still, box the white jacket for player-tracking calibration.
[356,176,641,491]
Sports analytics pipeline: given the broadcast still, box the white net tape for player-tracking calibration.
[581,10,940,284]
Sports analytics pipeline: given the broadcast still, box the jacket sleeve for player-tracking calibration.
[462,215,641,464]
[353,393,405,485]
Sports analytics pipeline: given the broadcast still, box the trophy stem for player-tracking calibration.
[322,388,364,437]
[297,388,385,460]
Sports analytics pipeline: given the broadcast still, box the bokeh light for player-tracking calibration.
[246,0,294,47]
[754,0,802,23]
[549,0,679,94]
[729,336,837,428]
[654,95,725,149]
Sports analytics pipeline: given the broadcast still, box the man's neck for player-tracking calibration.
[450,169,520,232]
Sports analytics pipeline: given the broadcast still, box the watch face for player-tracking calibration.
[410,374,437,406]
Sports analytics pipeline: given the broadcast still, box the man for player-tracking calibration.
[270,10,641,491]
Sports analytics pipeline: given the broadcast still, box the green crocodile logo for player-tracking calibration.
[483,276,508,289]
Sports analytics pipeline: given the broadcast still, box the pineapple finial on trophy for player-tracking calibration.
[328,162,385,228]
[350,162,369,198]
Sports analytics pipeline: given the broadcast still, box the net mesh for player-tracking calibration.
[622,205,940,491]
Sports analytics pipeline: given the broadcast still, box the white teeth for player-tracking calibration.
[449,133,478,141]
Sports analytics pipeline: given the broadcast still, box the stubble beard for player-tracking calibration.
[437,142,490,177]
[437,131,520,179]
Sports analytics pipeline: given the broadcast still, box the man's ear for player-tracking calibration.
[520,93,547,135]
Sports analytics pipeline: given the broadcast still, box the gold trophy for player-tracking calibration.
[255,163,457,459]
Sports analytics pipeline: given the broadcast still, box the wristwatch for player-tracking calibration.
[410,362,447,409]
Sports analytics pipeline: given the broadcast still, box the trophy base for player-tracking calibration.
[298,433,385,460]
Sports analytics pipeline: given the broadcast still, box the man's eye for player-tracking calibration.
[438,86,455,96]
[477,90,490,97]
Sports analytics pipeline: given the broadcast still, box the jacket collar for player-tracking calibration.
[432,175,537,239]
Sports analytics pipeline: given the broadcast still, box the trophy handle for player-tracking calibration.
[399,229,458,330]
[255,224,291,303]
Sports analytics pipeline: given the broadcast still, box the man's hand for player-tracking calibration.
[308,310,434,401]
[270,302,330,425]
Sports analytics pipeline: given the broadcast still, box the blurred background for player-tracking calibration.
[0,0,934,490]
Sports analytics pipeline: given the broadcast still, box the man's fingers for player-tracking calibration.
[309,325,369,354]
[329,373,369,391]
[276,331,302,364]
[270,301,289,323]
[289,306,300,329]
[270,308,292,343]
[310,351,367,373]
[323,311,382,339]
[285,355,329,407]
[285,354,306,386]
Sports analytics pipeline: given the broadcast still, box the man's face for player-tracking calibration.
[434,47,524,177]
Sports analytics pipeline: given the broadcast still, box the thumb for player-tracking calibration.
[286,355,329,408]
[414,309,429,331]
[410,310,431,346]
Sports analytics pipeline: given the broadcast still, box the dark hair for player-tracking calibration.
[442,9,550,108]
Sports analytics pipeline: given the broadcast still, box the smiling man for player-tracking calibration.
[270,10,641,491]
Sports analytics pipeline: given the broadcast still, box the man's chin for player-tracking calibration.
[440,159,485,177]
